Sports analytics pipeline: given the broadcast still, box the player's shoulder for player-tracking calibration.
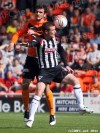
[28,18,36,23]
[25,18,36,27]
[33,35,43,43]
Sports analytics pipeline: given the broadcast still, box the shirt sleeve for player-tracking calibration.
[11,20,30,44]
[29,37,40,47]
[57,43,68,67]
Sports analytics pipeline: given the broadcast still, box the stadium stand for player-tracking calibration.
[0,0,100,97]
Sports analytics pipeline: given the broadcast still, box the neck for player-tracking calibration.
[44,35,52,40]
[36,18,44,22]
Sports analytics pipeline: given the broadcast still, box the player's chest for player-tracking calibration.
[39,39,59,53]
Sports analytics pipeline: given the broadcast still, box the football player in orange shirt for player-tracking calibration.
[9,5,56,126]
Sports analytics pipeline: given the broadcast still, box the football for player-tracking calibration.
[54,15,68,29]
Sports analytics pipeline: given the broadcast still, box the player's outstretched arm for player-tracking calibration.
[18,42,29,47]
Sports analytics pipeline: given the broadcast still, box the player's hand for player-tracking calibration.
[18,42,29,47]
[66,66,73,73]
[27,29,35,35]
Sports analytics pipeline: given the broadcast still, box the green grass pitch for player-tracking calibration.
[0,113,99,133]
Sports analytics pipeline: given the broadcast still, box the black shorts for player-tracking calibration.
[23,56,39,79]
[37,65,68,84]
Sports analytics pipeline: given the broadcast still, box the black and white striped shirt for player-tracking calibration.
[30,36,67,68]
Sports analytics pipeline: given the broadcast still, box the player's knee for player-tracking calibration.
[63,73,80,85]
[45,85,50,93]
[22,84,29,90]
[73,77,80,85]
[37,82,46,97]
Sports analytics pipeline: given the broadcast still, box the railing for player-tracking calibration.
[0,92,95,98]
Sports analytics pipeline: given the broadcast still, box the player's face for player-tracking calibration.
[35,8,45,21]
[47,26,56,38]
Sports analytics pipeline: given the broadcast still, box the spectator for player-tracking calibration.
[2,32,13,45]
[92,2,100,20]
[86,26,94,40]
[3,70,21,93]
[0,44,14,66]
[81,7,95,30]
[60,83,74,97]
[0,45,10,67]
[14,44,27,65]
[0,60,6,78]
[61,36,68,50]
[2,44,14,58]
[0,9,9,26]
[86,43,100,69]
[8,58,23,78]
[74,28,81,38]
[85,42,93,53]
[80,31,89,44]
[18,15,26,29]
[25,8,33,20]
[68,29,75,43]
[91,75,100,97]
[94,19,100,35]
[71,58,85,70]
[70,35,84,52]
[1,0,16,11]
[0,78,8,95]
[90,33,100,49]
[70,9,80,29]
[0,25,7,44]
[6,19,19,34]
[67,4,74,19]
[74,45,87,61]
[65,49,73,66]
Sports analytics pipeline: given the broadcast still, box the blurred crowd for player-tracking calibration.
[0,0,100,97]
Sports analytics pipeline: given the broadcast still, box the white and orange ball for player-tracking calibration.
[54,15,68,29]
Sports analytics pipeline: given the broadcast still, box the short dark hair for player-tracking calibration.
[42,22,54,31]
[35,5,47,13]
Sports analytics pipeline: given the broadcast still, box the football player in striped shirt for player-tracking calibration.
[26,22,93,128]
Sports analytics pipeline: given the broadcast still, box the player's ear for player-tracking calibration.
[44,13,46,18]
[45,30,48,34]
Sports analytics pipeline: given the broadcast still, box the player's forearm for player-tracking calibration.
[11,32,19,44]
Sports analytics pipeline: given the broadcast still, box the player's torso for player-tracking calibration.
[37,37,60,68]
[26,19,47,57]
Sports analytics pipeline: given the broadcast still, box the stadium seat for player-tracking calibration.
[83,70,97,84]
[15,89,22,94]
[85,70,97,76]
[97,71,100,81]
[83,83,92,92]
[82,70,97,92]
